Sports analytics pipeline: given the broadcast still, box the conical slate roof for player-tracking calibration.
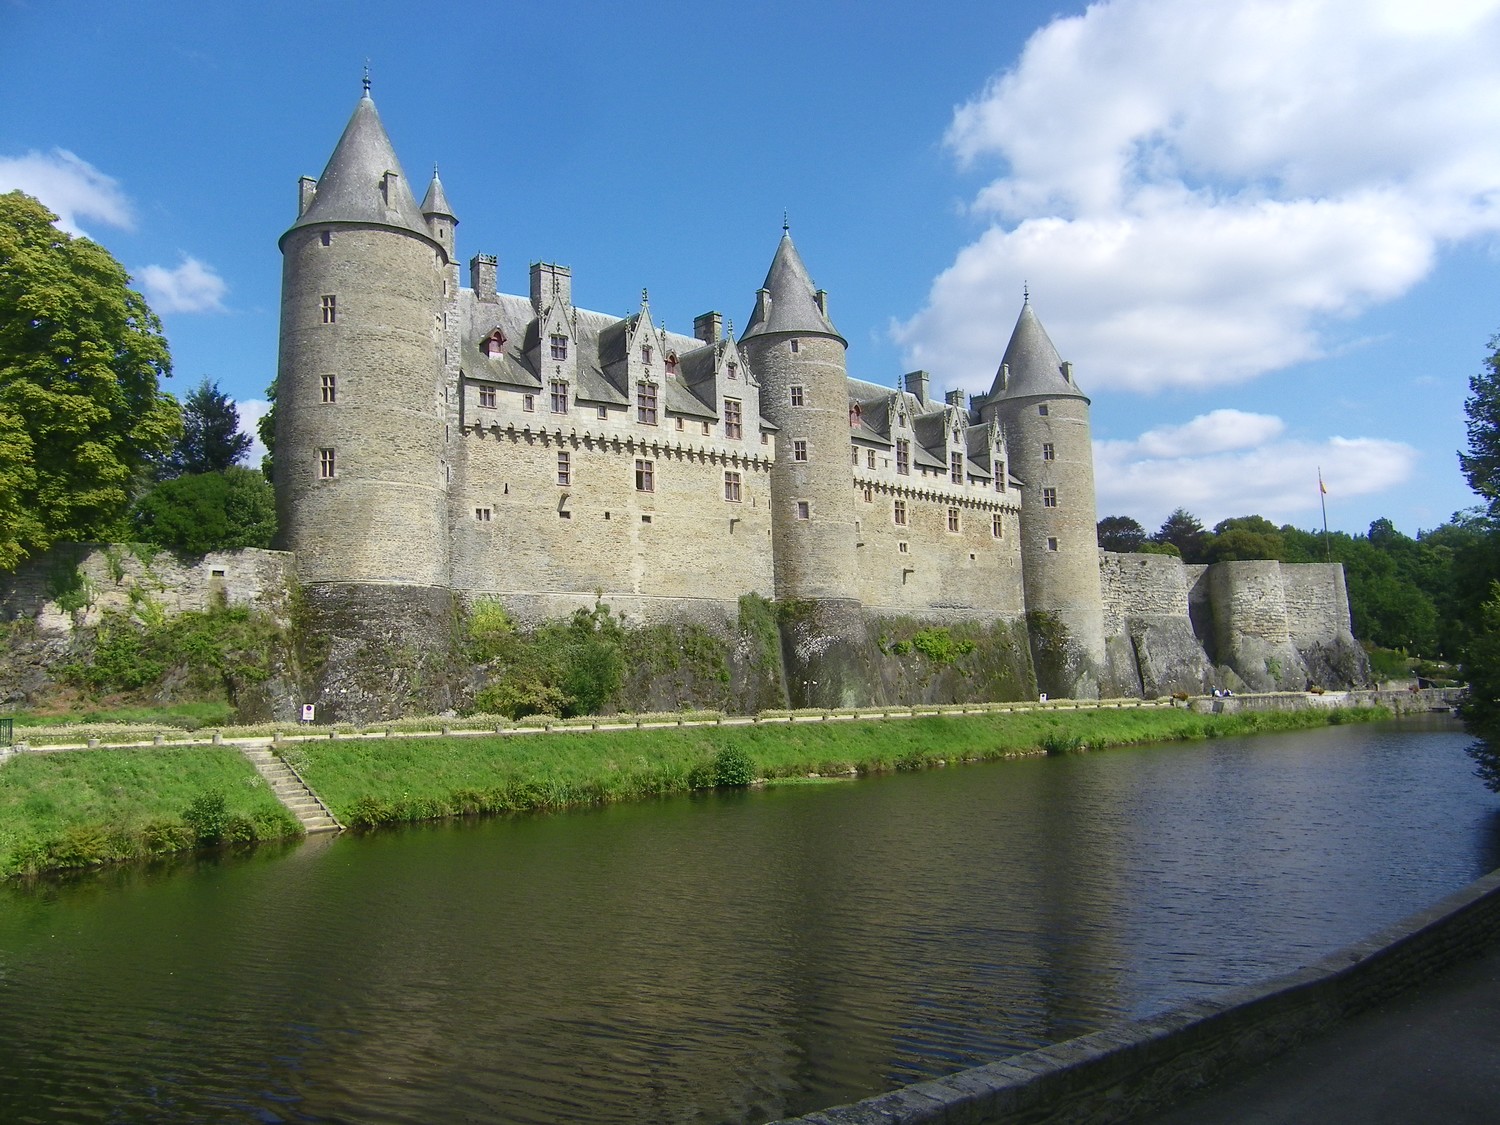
[988,300,1087,401]
[741,231,843,342]
[285,87,430,241]
[421,168,455,219]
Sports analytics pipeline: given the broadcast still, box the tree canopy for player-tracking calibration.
[1097,515,1147,553]
[154,377,252,480]
[1152,508,1209,562]
[130,468,277,555]
[0,191,180,568]
[1460,333,1500,520]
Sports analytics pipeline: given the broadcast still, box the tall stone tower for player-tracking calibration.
[274,80,455,717]
[981,298,1106,698]
[738,229,865,706]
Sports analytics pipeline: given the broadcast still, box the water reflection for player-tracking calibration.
[0,718,1494,1123]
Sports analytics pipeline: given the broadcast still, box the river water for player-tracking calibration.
[1,717,1495,1124]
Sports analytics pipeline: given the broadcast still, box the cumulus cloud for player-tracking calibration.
[235,398,271,468]
[138,255,228,314]
[1093,412,1419,528]
[897,0,1500,393]
[0,149,135,236]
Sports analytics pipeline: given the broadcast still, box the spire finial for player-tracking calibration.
[362,61,371,96]
[782,209,789,233]
[433,162,439,178]
[1022,281,1029,305]
[641,287,649,306]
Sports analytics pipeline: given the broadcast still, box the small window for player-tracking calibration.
[320,231,331,247]
[321,374,336,404]
[522,393,535,412]
[866,449,876,470]
[667,352,678,372]
[995,466,1005,492]
[724,470,741,502]
[899,540,909,553]
[641,514,653,524]
[478,385,496,409]
[550,334,568,360]
[475,507,491,522]
[318,448,336,479]
[727,362,738,380]
[851,448,859,467]
[210,568,226,578]
[862,486,872,503]
[637,382,658,425]
[790,339,800,354]
[550,380,568,414]
[1038,404,1049,416]
[701,420,710,435]
[793,440,808,462]
[559,510,572,519]
[761,432,769,445]
[724,399,742,440]
[557,450,571,486]
[675,416,685,431]
[894,498,907,526]
[1042,442,1055,461]
[796,500,810,520]
[1043,487,1058,508]
[790,385,805,407]
[947,507,960,533]
[896,439,910,476]
[320,295,336,324]
[849,404,862,426]
[992,513,1003,538]
[641,344,653,365]
[597,404,608,419]
[950,452,963,484]
[635,458,654,492]
[1047,536,1059,551]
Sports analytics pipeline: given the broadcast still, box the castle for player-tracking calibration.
[270,83,1368,715]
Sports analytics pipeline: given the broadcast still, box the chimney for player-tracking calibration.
[470,254,498,303]
[298,176,317,217]
[945,389,967,409]
[530,262,572,314]
[1061,360,1074,384]
[903,370,930,406]
[814,289,829,319]
[694,311,723,344]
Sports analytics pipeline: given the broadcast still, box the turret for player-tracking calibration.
[738,227,859,604]
[274,79,450,591]
[980,296,1105,697]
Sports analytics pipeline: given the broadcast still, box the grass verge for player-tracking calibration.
[0,747,302,879]
[289,705,1388,828]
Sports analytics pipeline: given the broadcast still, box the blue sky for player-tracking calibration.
[4,0,1498,537]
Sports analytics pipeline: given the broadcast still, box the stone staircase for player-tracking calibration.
[239,743,343,834]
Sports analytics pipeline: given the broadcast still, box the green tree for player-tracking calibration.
[0,192,181,567]
[1460,333,1500,519]
[131,468,277,555]
[1202,515,1285,563]
[155,377,251,480]
[1463,584,1500,791]
[1097,515,1147,553]
[257,377,276,482]
[1152,508,1209,562]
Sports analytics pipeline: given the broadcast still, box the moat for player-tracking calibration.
[1,716,1494,1124]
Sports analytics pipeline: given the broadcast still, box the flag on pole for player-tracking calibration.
[1319,472,1327,495]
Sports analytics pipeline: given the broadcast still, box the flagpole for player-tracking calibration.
[1318,468,1330,561]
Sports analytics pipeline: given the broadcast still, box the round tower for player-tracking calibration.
[981,297,1105,698]
[275,81,450,590]
[737,228,859,603]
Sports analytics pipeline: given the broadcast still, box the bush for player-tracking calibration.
[712,746,755,787]
[131,468,276,555]
[182,789,228,844]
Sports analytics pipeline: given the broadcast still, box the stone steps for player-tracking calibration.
[239,743,343,835]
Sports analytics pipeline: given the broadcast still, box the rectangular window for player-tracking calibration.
[701,420,710,435]
[320,231,331,247]
[899,540,909,553]
[1042,442,1055,461]
[635,458,654,492]
[478,385,496,409]
[727,362,738,380]
[796,500,810,520]
[641,344,653,364]
[790,385,804,407]
[867,449,876,470]
[992,513,1004,538]
[995,464,1005,492]
[550,380,568,413]
[550,334,568,360]
[1047,536,1059,552]
[318,448,335,479]
[1038,404,1049,416]
[950,452,963,484]
[894,498,907,526]
[637,382,658,425]
[597,404,608,419]
[321,374,336,403]
[761,432,769,445]
[556,450,571,486]
[851,447,859,467]
[724,399,742,439]
[896,439,910,475]
[676,416,685,431]
[862,485,872,502]
[793,440,808,462]
[320,295,336,323]
[475,507,491,522]
[790,339,800,354]
[1043,487,1058,508]
[522,394,535,412]
[947,507,960,533]
[724,470,741,502]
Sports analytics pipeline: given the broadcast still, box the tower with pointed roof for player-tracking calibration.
[275,79,454,592]
[979,297,1106,697]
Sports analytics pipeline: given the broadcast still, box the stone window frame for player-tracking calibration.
[790,385,805,407]
[550,334,569,361]
[724,398,743,440]
[950,452,963,484]
[992,513,1003,538]
[726,361,738,381]
[634,458,655,492]
[637,381,659,426]
[1038,403,1049,416]
[893,498,907,526]
[850,447,859,467]
[1042,442,1055,461]
[862,485,873,503]
[641,344,653,365]
[724,470,742,503]
[675,416,685,431]
[793,440,808,462]
[318,447,336,479]
[896,439,910,476]
[701,420,710,436]
[1043,487,1058,508]
[522,393,535,412]
[795,499,810,520]
[947,507,960,533]
[550,379,569,414]
[596,404,608,419]
[320,373,336,404]
[898,540,909,554]
[866,449,876,470]
[478,385,496,409]
[556,450,571,487]
[994,465,1005,492]
[1047,536,1059,552]
[790,339,800,354]
[320,294,336,324]
[475,507,492,522]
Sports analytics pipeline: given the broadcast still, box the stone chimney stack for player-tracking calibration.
[530,262,572,313]
[297,176,317,217]
[903,370,931,406]
[694,311,723,344]
[945,389,966,409]
[470,254,498,303]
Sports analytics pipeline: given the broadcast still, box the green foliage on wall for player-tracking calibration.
[470,601,626,719]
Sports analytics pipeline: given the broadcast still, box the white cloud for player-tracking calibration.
[138,255,228,314]
[0,149,133,235]
[1094,412,1419,528]
[898,0,1500,393]
[235,398,270,468]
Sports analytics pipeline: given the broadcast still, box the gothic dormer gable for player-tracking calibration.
[528,298,578,386]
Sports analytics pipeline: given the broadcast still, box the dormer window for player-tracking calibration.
[666,351,678,372]
[849,404,862,426]
[550,334,568,361]
[637,381,658,426]
[950,452,963,484]
[641,344,653,365]
[727,362,738,381]
[483,329,506,357]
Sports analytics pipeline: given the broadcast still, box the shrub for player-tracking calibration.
[182,789,228,844]
[712,746,755,787]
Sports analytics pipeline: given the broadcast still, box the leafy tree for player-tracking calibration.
[1463,584,1500,791]
[257,377,276,482]
[0,191,180,567]
[1202,515,1285,563]
[1152,508,1209,562]
[155,377,251,480]
[1097,515,1147,553]
[130,468,277,555]
[1460,333,1500,519]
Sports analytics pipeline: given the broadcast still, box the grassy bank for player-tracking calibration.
[0,748,301,878]
[289,705,1388,828]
